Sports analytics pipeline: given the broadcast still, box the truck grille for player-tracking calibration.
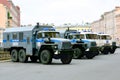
[61,41,71,50]
[91,42,96,47]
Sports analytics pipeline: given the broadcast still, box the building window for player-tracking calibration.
[13,33,17,39]
[19,32,23,41]
[7,12,12,19]
[7,12,10,19]
[8,21,10,27]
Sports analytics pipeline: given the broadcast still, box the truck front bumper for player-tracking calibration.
[53,49,74,59]
[85,46,99,56]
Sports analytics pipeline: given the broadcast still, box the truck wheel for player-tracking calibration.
[30,56,38,62]
[18,49,28,62]
[61,54,72,64]
[11,49,18,62]
[40,50,52,64]
[73,48,82,59]
[110,49,115,54]
[102,49,109,54]
[110,46,116,54]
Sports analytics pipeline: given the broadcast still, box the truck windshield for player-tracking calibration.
[80,34,85,39]
[44,32,60,38]
[69,34,81,39]
[86,34,98,39]
[99,35,111,40]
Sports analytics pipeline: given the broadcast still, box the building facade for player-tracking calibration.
[55,25,92,32]
[91,6,120,45]
[0,0,20,46]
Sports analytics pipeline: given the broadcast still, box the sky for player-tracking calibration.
[12,0,120,26]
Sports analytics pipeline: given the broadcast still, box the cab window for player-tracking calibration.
[37,33,42,39]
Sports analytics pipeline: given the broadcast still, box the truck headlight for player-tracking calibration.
[54,45,58,49]
[52,45,58,49]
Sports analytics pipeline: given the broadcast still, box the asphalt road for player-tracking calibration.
[0,48,120,80]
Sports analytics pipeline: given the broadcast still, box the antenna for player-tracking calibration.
[67,27,69,31]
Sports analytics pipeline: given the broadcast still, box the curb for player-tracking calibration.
[0,59,11,62]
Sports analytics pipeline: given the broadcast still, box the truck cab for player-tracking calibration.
[60,29,97,59]
[36,29,73,64]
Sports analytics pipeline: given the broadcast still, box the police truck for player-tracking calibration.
[3,23,73,64]
[97,33,117,54]
[59,28,97,59]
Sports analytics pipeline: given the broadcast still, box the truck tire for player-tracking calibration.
[73,48,82,59]
[18,49,28,62]
[110,49,115,54]
[30,56,38,62]
[110,46,116,54]
[40,50,52,64]
[61,54,72,64]
[102,48,109,54]
[11,49,18,62]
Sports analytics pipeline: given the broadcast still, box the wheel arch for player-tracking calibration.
[72,44,85,52]
[39,45,54,56]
